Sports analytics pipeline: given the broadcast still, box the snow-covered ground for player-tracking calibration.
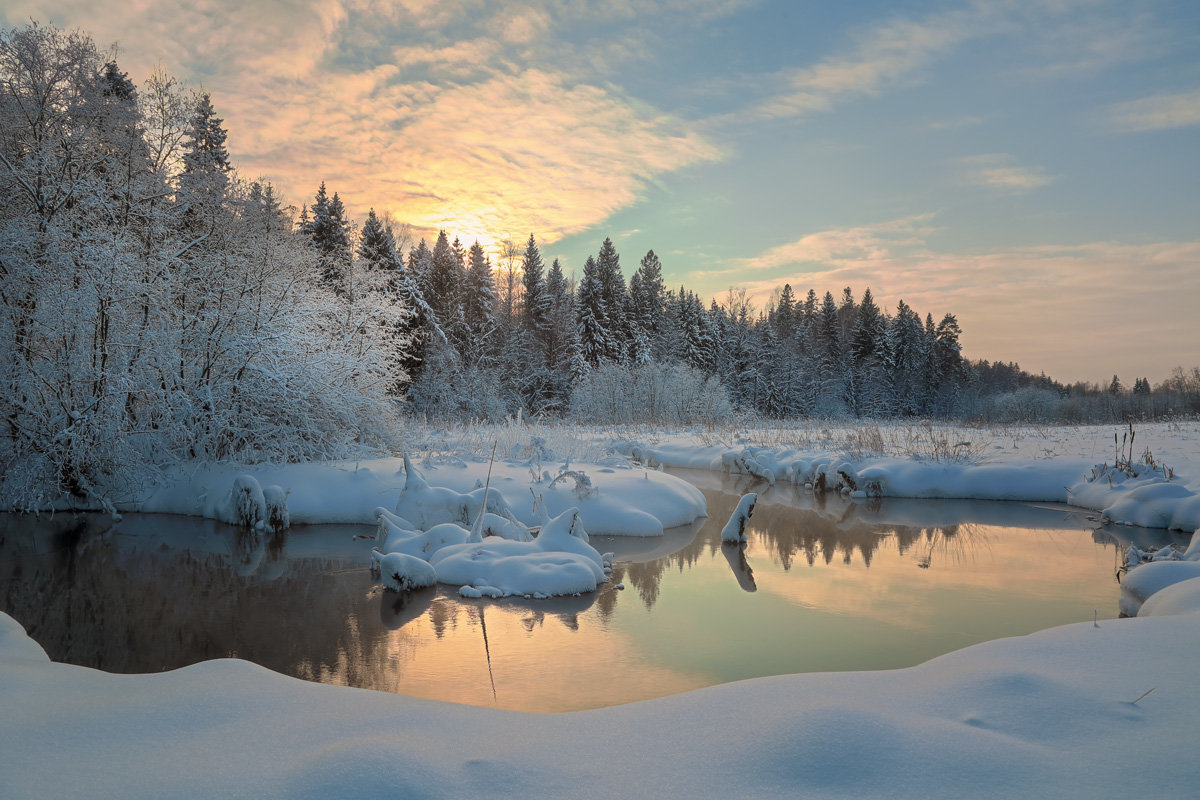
[5,420,1200,798]
[4,593,1200,799]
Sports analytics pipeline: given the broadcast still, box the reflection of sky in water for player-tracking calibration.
[0,478,1186,713]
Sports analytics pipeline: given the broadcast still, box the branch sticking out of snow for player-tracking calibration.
[721,493,757,544]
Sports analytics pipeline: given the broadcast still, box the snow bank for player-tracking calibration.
[1120,560,1200,616]
[626,423,1200,534]
[1137,577,1200,617]
[5,604,1200,799]
[129,451,707,538]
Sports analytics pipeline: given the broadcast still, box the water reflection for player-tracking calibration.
[0,475,1188,713]
[721,542,757,592]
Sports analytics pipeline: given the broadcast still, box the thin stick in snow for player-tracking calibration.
[469,441,499,542]
[721,493,757,544]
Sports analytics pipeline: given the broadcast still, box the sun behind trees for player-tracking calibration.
[2,22,1197,510]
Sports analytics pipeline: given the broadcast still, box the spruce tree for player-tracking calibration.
[301,183,350,295]
[427,230,463,340]
[577,259,607,367]
[544,257,579,409]
[463,241,497,363]
[595,237,628,360]
[178,91,232,227]
[520,234,550,345]
[357,209,393,270]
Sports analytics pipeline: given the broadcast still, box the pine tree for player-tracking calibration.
[463,240,497,364]
[178,91,232,227]
[595,237,628,360]
[932,312,965,415]
[577,258,608,367]
[520,233,550,345]
[357,208,393,270]
[301,183,350,295]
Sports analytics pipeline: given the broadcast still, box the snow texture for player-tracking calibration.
[5,422,1200,797]
[373,552,437,592]
[429,508,606,597]
[5,597,1200,799]
[128,449,707,537]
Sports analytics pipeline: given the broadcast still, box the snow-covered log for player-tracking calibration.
[721,493,757,544]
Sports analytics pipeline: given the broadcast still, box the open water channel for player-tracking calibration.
[0,469,1185,712]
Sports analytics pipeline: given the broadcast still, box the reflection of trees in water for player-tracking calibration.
[0,515,386,685]
[606,526,715,612]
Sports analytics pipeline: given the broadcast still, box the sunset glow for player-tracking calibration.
[7,0,1198,382]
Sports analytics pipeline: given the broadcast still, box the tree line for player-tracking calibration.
[2,23,1196,507]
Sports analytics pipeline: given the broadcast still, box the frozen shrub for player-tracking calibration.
[569,362,732,425]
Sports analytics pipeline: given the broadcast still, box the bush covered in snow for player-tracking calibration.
[569,362,731,425]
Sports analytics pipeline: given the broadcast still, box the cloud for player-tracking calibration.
[1106,89,1200,132]
[5,0,722,250]
[729,219,1200,383]
[958,154,1053,192]
[736,215,937,273]
[752,6,992,120]
[233,66,719,247]
[743,0,1173,124]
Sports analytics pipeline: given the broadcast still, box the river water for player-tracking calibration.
[0,469,1184,712]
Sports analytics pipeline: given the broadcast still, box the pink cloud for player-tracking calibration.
[729,221,1200,384]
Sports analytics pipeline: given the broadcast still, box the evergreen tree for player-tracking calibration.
[576,257,607,367]
[520,233,550,344]
[357,208,393,270]
[883,300,925,415]
[301,183,350,295]
[177,91,232,228]
[180,92,231,188]
[427,230,465,345]
[848,287,886,416]
[932,312,965,415]
[463,240,497,363]
[595,237,628,360]
[773,283,797,339]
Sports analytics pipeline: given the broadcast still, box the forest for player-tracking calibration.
[2,22,1197,508]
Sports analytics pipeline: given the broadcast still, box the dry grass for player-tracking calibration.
[402,417,998,465]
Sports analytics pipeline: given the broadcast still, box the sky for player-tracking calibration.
[5,0,1198,384]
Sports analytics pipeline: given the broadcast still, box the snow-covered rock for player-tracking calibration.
[429,508,606,597]
[379,520,471,560]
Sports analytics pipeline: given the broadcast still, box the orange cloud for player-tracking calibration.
[8,0,722,249]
